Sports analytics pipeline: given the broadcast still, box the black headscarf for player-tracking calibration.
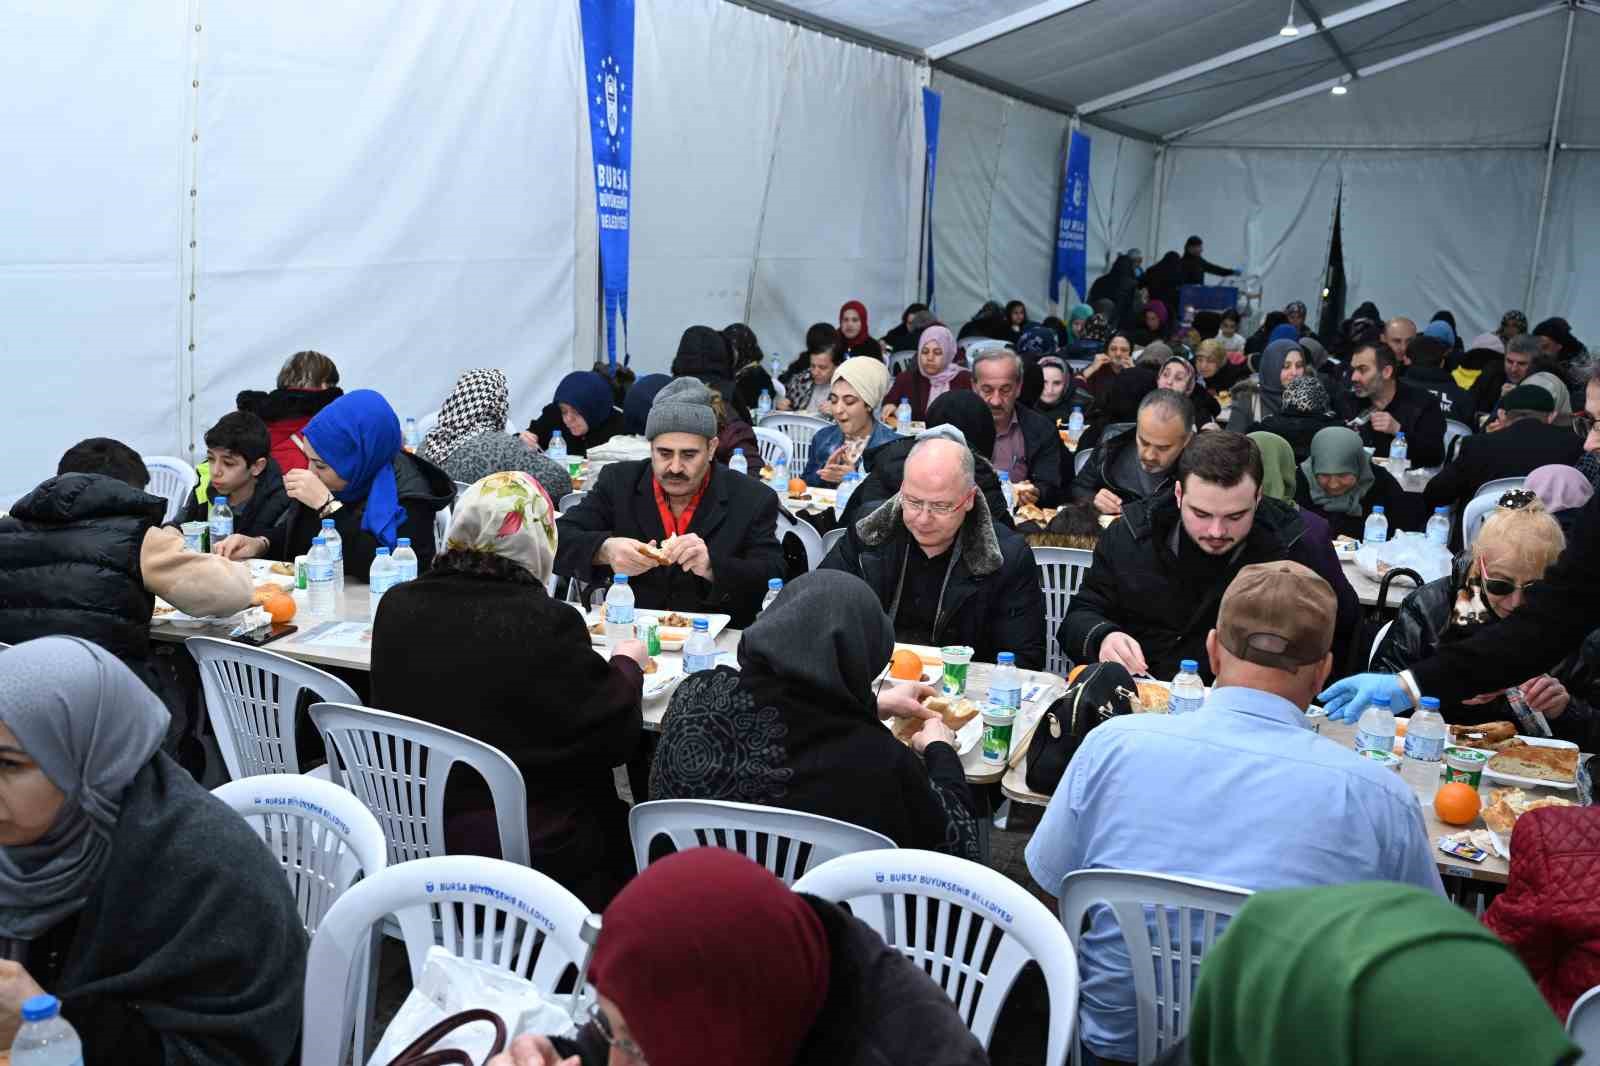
[737,571,892,720]
[926,389,996,458]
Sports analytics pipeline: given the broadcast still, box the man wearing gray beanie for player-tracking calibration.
[555,375,784,628]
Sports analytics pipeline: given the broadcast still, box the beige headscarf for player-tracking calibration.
[444,471,557,583]
[830,356,891,413]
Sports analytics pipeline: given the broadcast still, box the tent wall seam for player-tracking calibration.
[981,103,1012,299]
[742,20,802,324]
[177,0,206,463]
[1526,3,1577,312]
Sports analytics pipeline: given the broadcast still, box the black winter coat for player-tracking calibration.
[172,458,292,541]
[821,493,1046,669]
[1069,425,1173,509]
[838,436,1013,533]
[528,402,627,457]
[1338,380,1448,467]
[1423,417,1584,536]
[1250,410,1346,461]
[1003,403,1069,507]
[1405,366,1476,427]
[555,460,785,628]
[1060,491,1359,682]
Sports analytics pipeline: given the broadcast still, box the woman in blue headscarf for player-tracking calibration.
[217,389,454,578]
[527,370,626,456]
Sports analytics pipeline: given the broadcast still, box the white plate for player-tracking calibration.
[882,712,983,755]
[248,560,297,586]
[586,609,733,648]
[641,658,684,699]
[1482,735,1581,791]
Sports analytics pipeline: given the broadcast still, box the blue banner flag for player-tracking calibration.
[580,0,635,366]
[922,88,942,308]
[1052,129,1090,305]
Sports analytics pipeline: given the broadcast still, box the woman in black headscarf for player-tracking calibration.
[649,571,981,860]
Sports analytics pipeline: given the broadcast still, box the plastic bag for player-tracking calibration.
[1357,531,1451,585]
[367,947,576,1066]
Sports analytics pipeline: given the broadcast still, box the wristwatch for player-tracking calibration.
[317,494,342,518]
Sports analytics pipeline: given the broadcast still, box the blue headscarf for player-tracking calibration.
[1269,323,1300,345]
[1423,319,1456,346]
[624,374,672,436]
[554,371,616,434]
[303,389,405,549]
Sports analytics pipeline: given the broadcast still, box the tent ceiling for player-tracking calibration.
[762,0,1576,141]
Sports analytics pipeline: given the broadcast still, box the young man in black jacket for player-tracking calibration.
[171,411,291,541]
[1403,334,1475,428]
[1339,341,1447,466]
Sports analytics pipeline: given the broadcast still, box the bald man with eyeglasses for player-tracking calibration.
[821,435,1046,668]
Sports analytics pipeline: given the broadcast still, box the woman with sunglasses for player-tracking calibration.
[1371,494,1600,742]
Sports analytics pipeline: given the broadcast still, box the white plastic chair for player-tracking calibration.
[310,702,531,866]
[1056,869,1252,1065]
[301,855,599,1066]
[887,350,917,375]
[1463,477,1526,549]
[754,426,795,473]
[1369,619,1393,668]
[187,637,361,779]
[558,491,587,513]
[1443,419,1472,461]
[795,850,1080,1066]
[142,455,197,524]
[1033,547,1095,677]
[776,506,825,571]
[759,413,829,472]
[964,339,1014,357]
[629,799,894,885]
[1567,984,1600,1062]
[820,525,848,561]
[433,503,451,555]
[1074,447,1094,476]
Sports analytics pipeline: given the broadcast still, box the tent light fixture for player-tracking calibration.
[1331,84,1348,95]
[1280,0,1299,36]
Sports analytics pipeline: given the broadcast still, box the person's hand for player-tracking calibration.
[0,960,46,1048]
[1098,632,1147,675]
[283,467,335,510]
[602,537,662,577]
[880,404,898,422]
[611,638,649,669]
[663,532,713,581]
[878,682,939,722]
[1369,410,1400,436]
[775,396,793,412]
[213,533,268,561]
[1092,489,1124,516]
[1086,353,1110,376]
[518,430,542,450]
[1522,675,1571,719]
[486,1034,580,1066]
[1319,673,1411,723]
[1461,690,1505,706]
[910,716,957,754]
[1585,425,1600,454]
[1014,481,1040,507]
[817,446,853,485]
[1502,381,1515,396]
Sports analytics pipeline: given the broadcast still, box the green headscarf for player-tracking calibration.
[1191,883,1577,1066]
[1301,426,1375,516]
[1248,432,1296,504]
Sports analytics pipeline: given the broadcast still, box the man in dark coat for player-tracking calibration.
[1338,341,1447,466]
[1089,250,1142,335]
[1060,431,1359,682]
[821,436,1046,669]
[1179,235,1238,286]
[556,377,784,627]
[1071,389,1194,515]
[972,348,1067,507]
[1404,334,1476,428]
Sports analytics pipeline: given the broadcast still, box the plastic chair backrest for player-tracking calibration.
[795,850,1079,1065]
[310,702,531,866]
[1463,477,1526,549]
[1567,984,1600,1060]
[775,506,825,571]
[888,350,916,374]
[754,426,794,472]
[1444,419,1472,461]
[1370,619,1393,668]
[820,525,847,561]
[1056,868,1252,1064]
[142,455,197,524]
[301,855,598,1066]
[1074,447,1094,476]
[433,504,451,554]
[187,637,360,778]
[213,775,387,934]
[558,491,587,513]
[964,339,1013,357]
[758,413,829,471]
[1032,546,1095,677]
[629,799,894,885]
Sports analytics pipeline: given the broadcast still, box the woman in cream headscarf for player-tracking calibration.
[370,471,648,908]
[803,356,900,487]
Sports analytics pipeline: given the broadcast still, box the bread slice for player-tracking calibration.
[1482,787,1575,835]
[1489,743,1579,783]
[925,696,982,730]
[1448,721,1517,750]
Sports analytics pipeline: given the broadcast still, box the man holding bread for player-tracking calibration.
[555,377,784,628]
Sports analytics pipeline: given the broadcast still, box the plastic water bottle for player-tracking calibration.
[769,356,784,385]
[548,431,568,463]
[603,574,635,643]
[1389,432,1409,477]
[1355,694,1397,755]
[368,548,396,623]
[404,418,421,449]
[1170,659,1205,715]
[1426,506,1450,547]
[683,617,717,673]
[729,449,748,477]
[897,397,914,434]
[12,994,82,1066]
[1362,505,1389,547]
[1067,406,1085,441]
[320,518,344,589]
[757,389,773,419]
[999,471,1015,512]
[307,536,336,618]
[1401,696,1448,800]
[761,578,783,614]
[988,652,1022,712]
[835,471,858,519]
[393,537,418,583]
[208,495,233,550]
[768,455,789,492]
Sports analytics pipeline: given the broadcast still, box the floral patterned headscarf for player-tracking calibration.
[444,471,557,583]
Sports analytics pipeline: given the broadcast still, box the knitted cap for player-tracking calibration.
[645,377,718,441]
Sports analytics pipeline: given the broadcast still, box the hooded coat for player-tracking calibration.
[235,386,344,474]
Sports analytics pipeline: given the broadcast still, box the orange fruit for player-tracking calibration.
[788,477,808,496]
[264,593,297,624]
[889,648,924,681]
[1433,782,1481,826]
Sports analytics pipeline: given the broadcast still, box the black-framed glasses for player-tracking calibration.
[1479,558,1538,597]
[587,1000,648,1064]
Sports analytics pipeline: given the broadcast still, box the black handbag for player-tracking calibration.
[384,1009,507,1066]
[1024,662,1138,795]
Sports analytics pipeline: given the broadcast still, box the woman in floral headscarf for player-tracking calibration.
[371,472,648,908]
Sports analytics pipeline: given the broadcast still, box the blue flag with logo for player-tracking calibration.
[580,0,635,366]
[922,88,942,308]
[1052,130,1090,305]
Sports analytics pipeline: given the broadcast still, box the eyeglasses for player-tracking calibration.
[901,494,967,517]
[587,1000,648,1064]
[1478,558,1538,598]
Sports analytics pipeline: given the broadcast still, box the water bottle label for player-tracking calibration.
[684,652,716,673]
[308,562,334,582]
[209,517,232,540]
[1403,733,1445,762]
[989,685,1022,712]
[606,604,635,625]
[1355,727,1394,753]
[1169,694,1203,715]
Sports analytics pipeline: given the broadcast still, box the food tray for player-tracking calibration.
[587,609,732,649]
[1483,735,1581,791]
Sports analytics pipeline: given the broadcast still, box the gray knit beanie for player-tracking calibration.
[645,377,718,440]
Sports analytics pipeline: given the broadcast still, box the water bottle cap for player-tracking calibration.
[397,538,410,547]
[1372,506,1385,514]
[552,430,563,439]
[1180,659,1198,672]
[768,578,783,591]
[1395,432,1405,438]
[214,496,227,505]
[613,574,628,585]
[22,994,59,1022]
[321,518,334,528]
[997,652,1015,665]
[377,547,392,557]
[999,471,1011,482]
[1072,406,1082,413]
[1434,506,1448,515]
[1419,696,1440,711]
[692,617,709,631]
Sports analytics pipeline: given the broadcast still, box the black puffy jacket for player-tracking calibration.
[0,474,164,663]
[838,436,1013,533]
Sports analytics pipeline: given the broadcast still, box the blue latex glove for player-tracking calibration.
[1319,673,1410,723]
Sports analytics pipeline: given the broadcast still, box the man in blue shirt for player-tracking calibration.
[1026,561,1442,1065]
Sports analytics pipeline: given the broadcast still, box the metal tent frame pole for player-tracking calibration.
[1149,146,1167,259]
[1525,4,1578,313]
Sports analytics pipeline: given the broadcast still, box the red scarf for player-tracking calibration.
[838,299,871,349]
[652,469,710,537]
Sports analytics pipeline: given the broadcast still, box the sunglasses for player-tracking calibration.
[1478,558,1538,598]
